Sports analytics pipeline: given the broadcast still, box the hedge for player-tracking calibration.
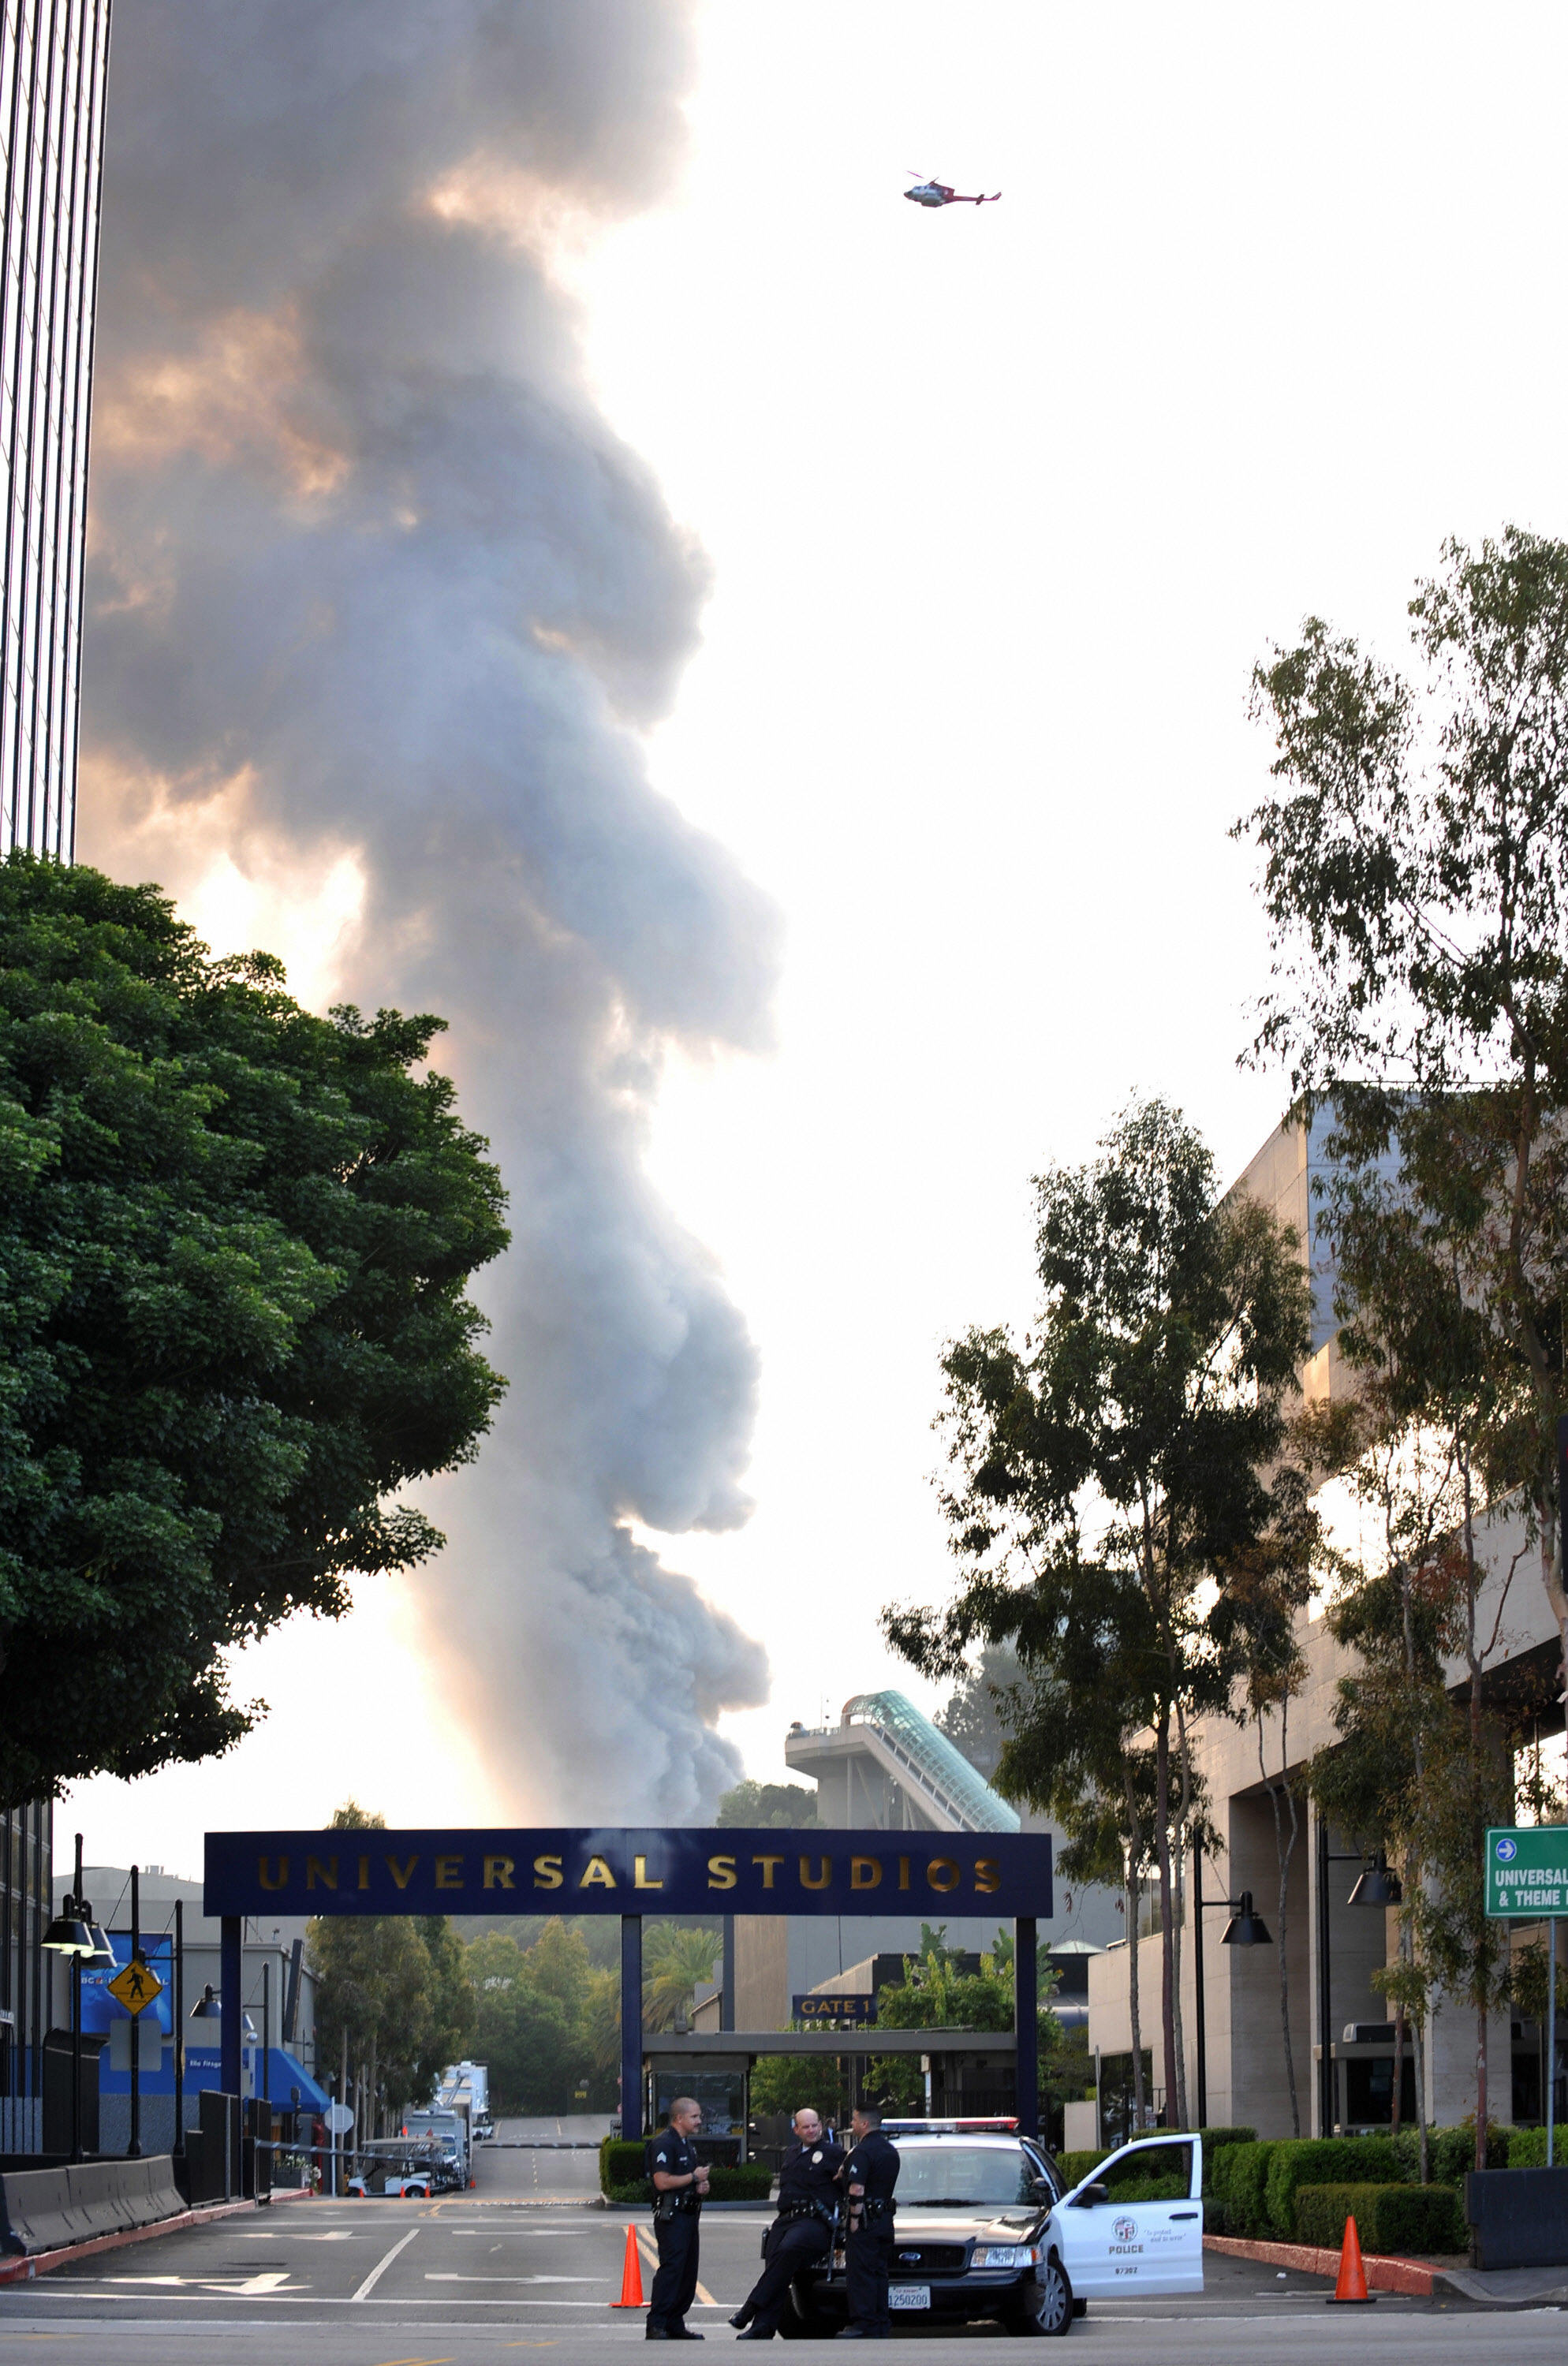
[1056,2128,1252,2198]
[1506,2126,1553,2168]
[601,2137,648,2195]
[1265,2137,1401,2237]
[599,2139,773,2205]
[1212,2140,1275,2237]
[1294,2181,1465,2256]
[1057,2149,1108,2189]
[1389,2122,1510,2185]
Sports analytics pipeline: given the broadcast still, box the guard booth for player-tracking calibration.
[203,1827,1053,2144]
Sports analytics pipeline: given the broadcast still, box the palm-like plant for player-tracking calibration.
[642,1923,722,2031]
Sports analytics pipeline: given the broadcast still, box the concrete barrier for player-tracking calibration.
[0,2156,187,2257]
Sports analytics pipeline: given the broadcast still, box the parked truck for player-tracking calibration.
[440,2058,494,2141]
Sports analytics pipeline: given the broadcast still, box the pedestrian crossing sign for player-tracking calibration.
[106,1957,163,2016]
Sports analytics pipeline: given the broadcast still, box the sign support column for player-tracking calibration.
[1015,1916,1037,2140]
[220,1915,242,2099]
[621,1915,643,2143]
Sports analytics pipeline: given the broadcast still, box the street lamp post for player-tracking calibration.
[1316,1818,1402,2135]
[173,1900,185,2159]
[41,1831,114,2164]
[129,1864,140,2159]
[1191,1833,1271,2129]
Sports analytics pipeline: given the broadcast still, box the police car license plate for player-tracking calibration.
[888,2285,930,2310]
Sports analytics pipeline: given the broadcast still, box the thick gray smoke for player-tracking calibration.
[79,0,775,1818]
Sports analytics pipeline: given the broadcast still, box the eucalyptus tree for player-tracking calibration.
[886,1097,1312,2129]
[1240,525,1568,1723]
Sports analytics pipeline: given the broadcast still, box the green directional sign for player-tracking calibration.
[1485,1826,1568,1917]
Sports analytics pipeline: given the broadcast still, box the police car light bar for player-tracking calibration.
[881,2118,1020,2135]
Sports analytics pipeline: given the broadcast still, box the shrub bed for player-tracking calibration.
[1213,2140,1275,2237]
[600,2136,647,2196]
[1265,2136,1400,2237]
[1057,2149,1108,2189]
[1294,2180,1464,2256]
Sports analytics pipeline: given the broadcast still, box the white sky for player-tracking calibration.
[65,1,1568,1875]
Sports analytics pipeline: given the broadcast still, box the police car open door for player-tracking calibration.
[1050,2136,1203,2297]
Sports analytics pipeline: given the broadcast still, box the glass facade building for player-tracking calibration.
[0,0,111,860]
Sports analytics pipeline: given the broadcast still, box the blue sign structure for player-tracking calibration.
[203,1825,1051,2148]
[203,1827,1052,1921]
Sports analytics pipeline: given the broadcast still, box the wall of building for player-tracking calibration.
[1,0,112,858]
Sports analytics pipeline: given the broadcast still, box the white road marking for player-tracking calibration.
[351,2226,420,2302]
[424,2274,606,2285]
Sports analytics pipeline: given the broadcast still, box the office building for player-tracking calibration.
[1,0,112,858]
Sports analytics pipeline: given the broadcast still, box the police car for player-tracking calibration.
[781,2124,1202,2337]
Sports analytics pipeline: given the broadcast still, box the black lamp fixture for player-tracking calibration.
[190,1983,222,2020]
[1346,1853,1403,1909]
[41,1902,93,1955]
[1220,1889,1272,1947]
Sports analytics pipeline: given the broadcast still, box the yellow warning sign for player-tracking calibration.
[106,1958,163,2016]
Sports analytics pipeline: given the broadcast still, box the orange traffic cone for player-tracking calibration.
[1327,2214,1375,2304]
[611,2221,647,2309]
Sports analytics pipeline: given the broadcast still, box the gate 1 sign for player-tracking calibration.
[1485,1827,1568,1917]
[203,1827,1052,1920]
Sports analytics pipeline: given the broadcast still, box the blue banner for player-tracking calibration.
[203,1827,1051,1920]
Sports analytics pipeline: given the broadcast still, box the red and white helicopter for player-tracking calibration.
[903,173,1001,208]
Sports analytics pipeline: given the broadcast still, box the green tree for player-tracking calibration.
[715,1779,819,1827]
[642,1921,722,2031]
[887,1098,1312,2128]
[1240,526,1568,1733]
[935,1644,1025,1782]
[0,856,509,1804]
[466,1928,586,2114]
[309,1805,474,2119]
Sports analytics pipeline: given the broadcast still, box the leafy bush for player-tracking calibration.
[1057,2149,1108,2189]
[1387,2122,1510,2187]
[1294,2181,1464,2256]
[707,2166,775,2201]
[600,2137,648,2196]
[1265,2137,1400,2237]
[1215,2140,1276,2237]
[1506,2126,1552,2168]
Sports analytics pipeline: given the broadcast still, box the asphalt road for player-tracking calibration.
[0,2139,1562,2365]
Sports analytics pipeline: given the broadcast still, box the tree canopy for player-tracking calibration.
[715,1778,819,1828]
[887,1095,1313,2129]
[0,857,509,1803]
[309,1804,474,2117]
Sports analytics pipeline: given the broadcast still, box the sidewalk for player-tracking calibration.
[1204,2233,1568,2308]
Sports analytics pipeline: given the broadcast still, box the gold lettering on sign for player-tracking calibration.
[707,1855,737,1890]
[800,1856,831,1890]
[385,1855,419,1890]
[580,1856,617,1889]
[974,1857,1000,1894]
[752,1854,785,1890]
[850,1857,881,1890]
[358,1855,371,1892]
[633,1855,663,1890]
[306,1855,338,1891]
[483,1856,516,1890]
[533,1855,564,1890]
[258,1857,289,1891]
[927,1856,961,1893]
[898,1857,911,1891]
[435,1855,463,1890]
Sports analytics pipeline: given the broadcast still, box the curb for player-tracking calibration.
[0,2183,313,2285]
[1203,2232,1439,2296]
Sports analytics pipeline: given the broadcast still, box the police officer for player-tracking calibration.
[837,2101,900,2338]
[646,2095,709,2340]
[730,2107,845,2339]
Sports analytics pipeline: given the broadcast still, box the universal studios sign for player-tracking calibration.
[204,1827,1054,1920]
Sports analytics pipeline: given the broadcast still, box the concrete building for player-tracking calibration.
[1,0,112,858]
[1085,1113,1568,2142]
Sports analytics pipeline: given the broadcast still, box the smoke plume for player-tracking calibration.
[79,0,775,1818]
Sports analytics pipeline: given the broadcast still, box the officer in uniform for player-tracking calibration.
[730,2107,845,2338]
[646,2095,708,2339]
[837,2101,900,2338]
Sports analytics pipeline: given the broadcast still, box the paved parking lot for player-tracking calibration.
[1,2141,1562,2365]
